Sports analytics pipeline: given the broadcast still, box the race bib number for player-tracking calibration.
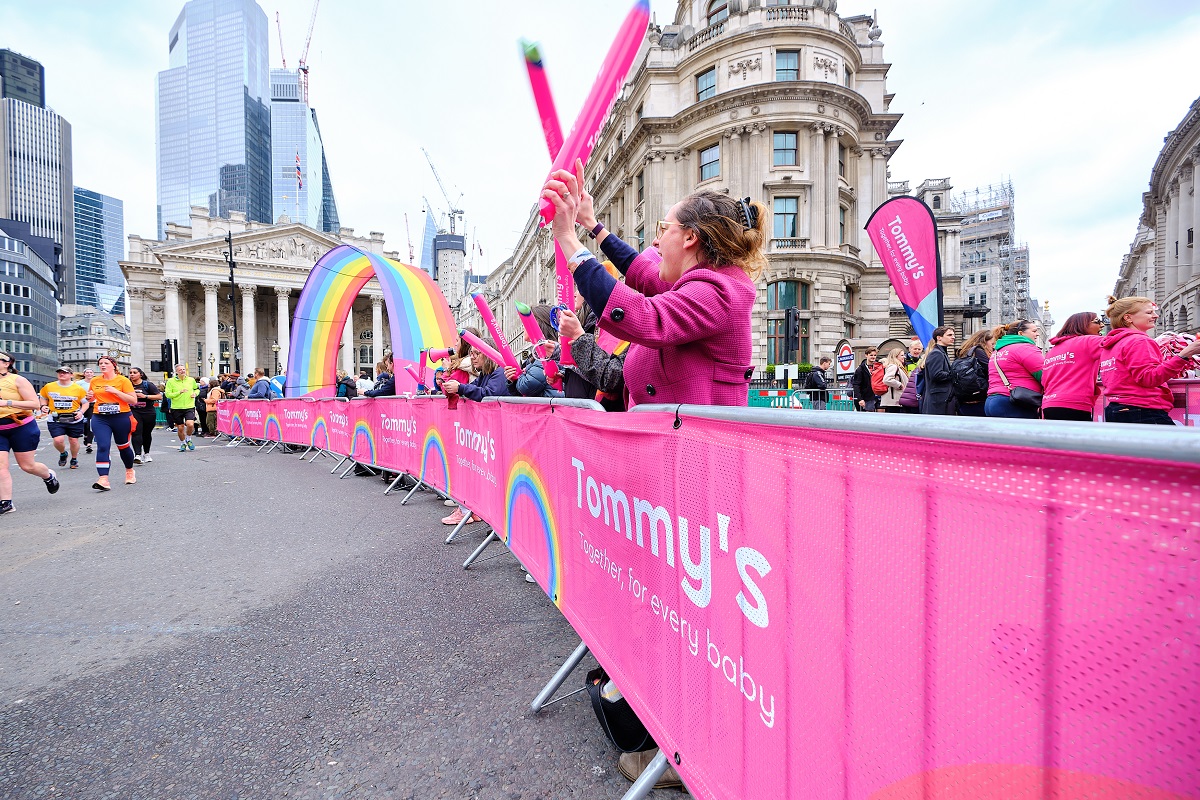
[53,398,74,409]
[97,403,120,414]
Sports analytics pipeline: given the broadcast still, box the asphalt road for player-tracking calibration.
[0,427,686,799]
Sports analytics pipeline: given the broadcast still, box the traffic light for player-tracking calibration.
[784,307,800,361]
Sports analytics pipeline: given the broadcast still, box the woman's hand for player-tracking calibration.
[556,309,584,341]
[573,159,597,230]
[542,167,586,263]
[503,365,519,382]
[443,380,460,395]
[1179,339,1200,360]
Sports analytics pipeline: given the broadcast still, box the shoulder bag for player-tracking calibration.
[994,355,1042,410]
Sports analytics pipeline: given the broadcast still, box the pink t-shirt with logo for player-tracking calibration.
[1041,335,1102,412]
[987,340,1044,397]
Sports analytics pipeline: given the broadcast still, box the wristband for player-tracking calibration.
[568,247,594,266]
[587,222,605,239]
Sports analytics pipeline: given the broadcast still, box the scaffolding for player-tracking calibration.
[950,180,1029,324]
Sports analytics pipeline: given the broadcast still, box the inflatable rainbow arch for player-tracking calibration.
[286,245,457,397]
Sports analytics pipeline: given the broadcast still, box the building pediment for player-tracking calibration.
[151,224,341,269]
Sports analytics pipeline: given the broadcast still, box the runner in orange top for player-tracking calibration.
[84,355,139,491]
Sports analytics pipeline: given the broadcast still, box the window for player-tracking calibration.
[838,144,846,178]
[979,291,987,306]
[800,323,810,363]
[844,287,855,315]
[767,318,788,364]
[839,207,846,244]
[773,197,798,238]
[359,345,372,365]
[932,195,942,210]
[696,68,716,101]
[969,294,976,305]
[637,227,645,250]
[968,274,975,285]
[699,144,720,181]
[844,65,852,87]
[979,272,987,283]
[636,171,644,204]
[773,132,797,166]
[844,322,855,339]
[776,51,799,81]
[1189,227,1194,247]
[707,0,728,25]
[767,281,799,310]
[636,103,643,119]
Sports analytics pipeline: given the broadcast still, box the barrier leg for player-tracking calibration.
[620,751,671,800]
[399,479,425,505]
[306,448,327,463]
[329,454,348,474]
[255,438,272,452]
[530,639,590,713]
[297,445,314,459]
[336,459,357,479]
[444,507,477,544]
[383,472,409,495]
[462,530,498,569]
[263,441,279,454]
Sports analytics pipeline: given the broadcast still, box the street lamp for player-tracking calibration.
[271,342,281,376]
[208,354,216,376]
[224,230,241,375]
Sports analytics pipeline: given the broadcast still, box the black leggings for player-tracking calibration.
[91,413,135,477]
[132,409,157,455]
[1042,407,1093,422]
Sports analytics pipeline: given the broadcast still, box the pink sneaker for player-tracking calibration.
[441,509,465,525]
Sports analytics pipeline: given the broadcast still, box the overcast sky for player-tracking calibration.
[3,0,1199,322]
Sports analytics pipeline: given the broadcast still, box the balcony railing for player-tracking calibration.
[765,6,809,22]
[687,21,726,51]
[772,238,809,251]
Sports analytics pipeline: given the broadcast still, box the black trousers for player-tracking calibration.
[132,409,157,454]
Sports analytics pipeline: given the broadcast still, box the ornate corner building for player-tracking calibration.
[1115,96,1200,333]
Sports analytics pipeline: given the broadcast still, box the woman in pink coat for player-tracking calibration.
[1099,295,1200,424]
[1040,311,1103,422]
[542,160,765,408]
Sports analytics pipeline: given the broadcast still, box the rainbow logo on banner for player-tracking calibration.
[311,417,328,449]
[286,245,457,397]
[505,456,563,606]
[420,428,450,491]
[264,413,282,442]
[230,413,244,438]
[351,421,375,464]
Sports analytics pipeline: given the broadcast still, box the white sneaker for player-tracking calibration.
[133,455,143,465]
[143,454,153,463]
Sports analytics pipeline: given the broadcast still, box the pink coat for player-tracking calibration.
[599,258,756,408]
[1041,334,1101,412]
[1099,327,1189,411]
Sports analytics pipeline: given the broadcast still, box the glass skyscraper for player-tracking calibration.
[156,0,272,237]
[269,69,339,232]
[73,188,126,315]
[0,50,46,108]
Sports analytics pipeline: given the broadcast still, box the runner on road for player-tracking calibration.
[75,367,96,453]
[39,366,90,470]
[164,364,199,452]
[85,355,138,491]
[0,350,60,513]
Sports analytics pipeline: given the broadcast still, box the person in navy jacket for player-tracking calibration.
[443,345,507,402]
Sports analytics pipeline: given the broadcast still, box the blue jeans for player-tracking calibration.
[984,394,1039,419]
[1104,403,1174,425]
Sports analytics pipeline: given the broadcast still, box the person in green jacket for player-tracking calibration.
[164,364,199,451]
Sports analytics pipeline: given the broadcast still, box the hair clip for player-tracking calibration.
[738,197,758,230]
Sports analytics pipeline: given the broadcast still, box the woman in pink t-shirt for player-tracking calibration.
[985,319,1045,419]
[1040,312,1103,422]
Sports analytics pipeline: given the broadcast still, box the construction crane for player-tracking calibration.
[404,213,415,263]
[421,148,464,235]
[275,12,288,69]
[297,0,321,104]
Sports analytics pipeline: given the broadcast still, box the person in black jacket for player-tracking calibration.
[918,326,957,415]
[851,347,880,412]
[805,357,832,409]
[364,354,396,397]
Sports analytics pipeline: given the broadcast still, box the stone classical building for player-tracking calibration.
[120,207,398,379]
[58,305,130,375]
[463,1,985,368]
[1114,96,1200,333]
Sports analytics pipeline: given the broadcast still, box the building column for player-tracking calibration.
[371,294,384,368]
[341,301,356,375]
[1193,150,1200,290]
[162,277,181,363]
[275,286,291,375]
[240,284,257,373]
[826,127,841,248]
[202,280,220,377]
[747,123,766,199]
[1180,164,1194,286]
[647,152,667,237]
[809,124,826,247]
[127,287,146,368]
[725,127,742,197]
[1165,182,1180,295]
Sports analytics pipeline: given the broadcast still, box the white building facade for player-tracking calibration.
[120,207,396,379]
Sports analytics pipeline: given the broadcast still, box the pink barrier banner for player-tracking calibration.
[217,398,1200,800]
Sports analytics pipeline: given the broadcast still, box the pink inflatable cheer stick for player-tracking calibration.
[521,40,564,160]
[403,365,422,388]
[426,347,455,362]
[417,351,428,391]
[515,301,563,390]
[534,0,650,227]
[459,329,509,372]
[471,293,521,370]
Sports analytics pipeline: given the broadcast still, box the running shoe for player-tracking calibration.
[0,500,13,515]
[133,455,143,465]
[44,470,60,494]
[186,439,195,451]
[70,458,78,469]
[143,454,153,463]
[58,452,68,467]
[85,445,93,454]
[179,442,187,452]
[125,469,136,485]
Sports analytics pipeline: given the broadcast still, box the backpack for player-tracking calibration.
[950,350,988,401]
[869,362,888,396]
